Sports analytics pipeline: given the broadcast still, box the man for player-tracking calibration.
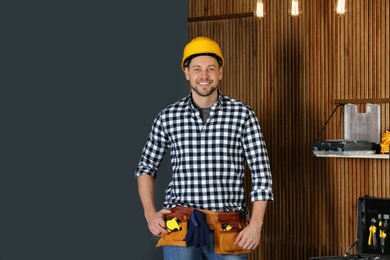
[135,36,274,260]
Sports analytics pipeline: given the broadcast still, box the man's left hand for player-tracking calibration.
[234,222,262,251]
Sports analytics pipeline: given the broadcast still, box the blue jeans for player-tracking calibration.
[162,231,248,260]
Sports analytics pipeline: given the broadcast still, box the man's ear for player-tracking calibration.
[184,67,190,80]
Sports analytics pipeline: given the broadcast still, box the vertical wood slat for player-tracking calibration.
[187,0,390,259]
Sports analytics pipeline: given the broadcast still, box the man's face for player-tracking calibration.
[184,55,223,97]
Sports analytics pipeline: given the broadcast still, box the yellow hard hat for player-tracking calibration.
[181,36,224,71]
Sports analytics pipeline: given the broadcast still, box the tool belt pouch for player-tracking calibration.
[214,212,251,255]
[156,212,189,247]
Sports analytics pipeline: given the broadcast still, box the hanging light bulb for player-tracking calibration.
[289,0,301,17]
[255,0,265,18]
[335,0,348,16]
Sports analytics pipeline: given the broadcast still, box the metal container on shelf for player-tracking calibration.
[344,103,381,144]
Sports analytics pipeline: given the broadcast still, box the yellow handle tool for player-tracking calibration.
[368,218,377,246]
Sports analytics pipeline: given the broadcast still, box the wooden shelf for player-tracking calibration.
[334,98,390,104]
[188,12,254,22]
[315,154,389,159]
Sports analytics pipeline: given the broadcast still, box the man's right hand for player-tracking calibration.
[146,209,171,237]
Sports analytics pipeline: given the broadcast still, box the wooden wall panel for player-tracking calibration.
[187,0,389,259]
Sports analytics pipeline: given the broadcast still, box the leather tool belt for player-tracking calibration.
[156,206,251,255]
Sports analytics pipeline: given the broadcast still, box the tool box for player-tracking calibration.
[313,139,377,156]
[309,196,390,260]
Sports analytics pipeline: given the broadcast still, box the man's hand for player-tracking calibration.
[137,175,172,237]
[234,200,267,250]
[234,222,262,251]
[146,208,171,237]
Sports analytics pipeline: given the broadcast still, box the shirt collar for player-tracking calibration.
[187,90,225,110]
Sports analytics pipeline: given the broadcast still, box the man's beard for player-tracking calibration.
[191,85,217,97]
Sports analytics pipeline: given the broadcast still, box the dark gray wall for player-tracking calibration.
[3,1,188,260]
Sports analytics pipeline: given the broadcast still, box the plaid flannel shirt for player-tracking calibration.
[135,91,273,211]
